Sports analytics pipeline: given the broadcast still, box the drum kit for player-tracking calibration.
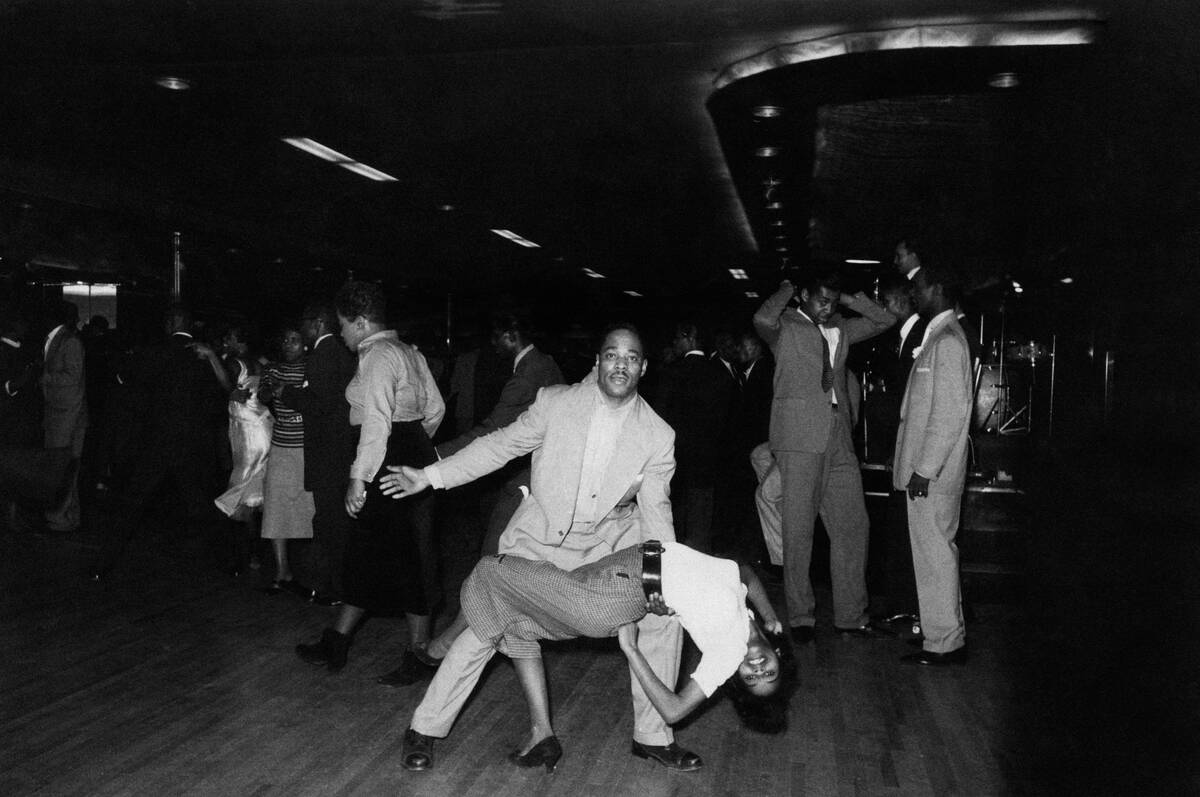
[974,336,1053,435]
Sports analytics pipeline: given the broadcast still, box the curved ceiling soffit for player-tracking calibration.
[705,17,1105,276]
[713,18,1105,91]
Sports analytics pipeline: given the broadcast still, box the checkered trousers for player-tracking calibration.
[460,545,647,659]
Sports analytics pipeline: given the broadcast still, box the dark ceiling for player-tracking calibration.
[0,1,1197,328]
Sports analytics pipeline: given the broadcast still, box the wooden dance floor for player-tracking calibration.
[2,447,1197,795]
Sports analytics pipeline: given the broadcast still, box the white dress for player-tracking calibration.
[214,360,274,517]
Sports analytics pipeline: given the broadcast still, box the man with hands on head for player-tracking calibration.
[753,270,894,644]
[382,323,705,774]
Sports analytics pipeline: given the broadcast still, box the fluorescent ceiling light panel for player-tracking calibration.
[745,291,760,298]
[282,137,354,163]
[582,268,606,279]
[624,290,643,297]
[339,161,398,182]
[490,229,541,248]
[729,268,749,280]
[845,259,881,264]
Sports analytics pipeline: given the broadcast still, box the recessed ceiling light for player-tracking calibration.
[624,290,643,297]
[753,105,784,119]
[1013,286,1024,294]
[582,268,606,279]
[155,76,192,91]
[729,268,749,280]
[1059,277,1074,284]
[490,229,541,248]
[770,220,785,228]
[765,201,783,211]
[754,146,780,158]
[845,259,881,265]
[437,203,456,212]
[989,71,1019,89]
[745,291,760,299]
[775,245,789,253]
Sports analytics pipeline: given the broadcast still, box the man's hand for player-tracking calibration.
[617,622,640,651]
[345,478,367,517]
[839,290,869,306]
[778,279,796,298]
[906,473,931,500]
[644,592,675,617]
[380,465,431,499]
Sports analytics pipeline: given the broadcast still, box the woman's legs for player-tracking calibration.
[406,612,431,649]
[271,538,292,582]
[513,656,554,754]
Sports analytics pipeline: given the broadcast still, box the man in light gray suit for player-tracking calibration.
[894,264,973,666]
[753,271,894,642]
[384,323,702,773]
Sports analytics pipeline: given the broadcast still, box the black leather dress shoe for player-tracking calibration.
[630,741,703,772]
[790,625,815,644]
[902,647,968,666]
[376,651,437,687]
[835,624,883,638]
[309,591,343,607]
[402,728,435,771]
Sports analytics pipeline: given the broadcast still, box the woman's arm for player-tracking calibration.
[739,564,783,635]
[191,343,233,392]
[617,623,707,725]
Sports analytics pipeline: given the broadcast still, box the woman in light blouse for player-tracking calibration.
[295,282,445,680]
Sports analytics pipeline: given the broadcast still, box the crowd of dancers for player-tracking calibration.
[1,236,976,774]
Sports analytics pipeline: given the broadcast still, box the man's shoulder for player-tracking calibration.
[632,394,674,440]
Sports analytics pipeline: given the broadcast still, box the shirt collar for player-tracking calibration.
[899,313,920,341]
[920,309,956,347]
[314,332,333,348]
[2,337,21,349]
[172,331,194,339]
[905,265,922,281]
[513,343,535,372]
[683,349,705,358]
[358,329,398,351]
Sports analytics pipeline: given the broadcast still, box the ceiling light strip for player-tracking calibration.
[490,229,541,248]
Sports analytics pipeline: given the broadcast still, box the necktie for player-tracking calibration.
[820,330,834,393]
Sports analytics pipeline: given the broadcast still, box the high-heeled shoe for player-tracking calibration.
[507,735,562,772]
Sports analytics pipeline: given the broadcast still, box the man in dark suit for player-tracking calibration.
[436,313,564,458]
[868,277,928,630]
[41,300,87,532]
[91,304,226,579]
[656,321,731,553]
[753,270,894,642]
[263,301,357,604]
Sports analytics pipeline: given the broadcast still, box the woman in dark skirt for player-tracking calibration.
[295,281,445,681]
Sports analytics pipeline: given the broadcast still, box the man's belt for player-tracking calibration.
[640,540,663,601]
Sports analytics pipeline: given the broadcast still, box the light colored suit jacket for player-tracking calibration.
[892,312,973,495]
[754,289,893,453]
[41,326,87,443]
[433,380,676,554]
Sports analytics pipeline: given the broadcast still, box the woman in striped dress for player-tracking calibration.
[260,324,315,594]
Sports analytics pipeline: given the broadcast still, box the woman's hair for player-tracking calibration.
[726,628,797,734]
[334,280,387,324]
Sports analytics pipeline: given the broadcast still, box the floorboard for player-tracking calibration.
[4,446,1200,795]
